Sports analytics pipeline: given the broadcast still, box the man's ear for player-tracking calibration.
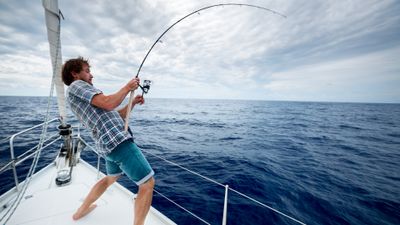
[71,72,79,80]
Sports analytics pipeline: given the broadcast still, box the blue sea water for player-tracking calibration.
[0,96,399,225]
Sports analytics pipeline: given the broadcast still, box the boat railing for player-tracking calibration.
[79,137,306,225]
[0,118,61,191]
[1,120,306,225]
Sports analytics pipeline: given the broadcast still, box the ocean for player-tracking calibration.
[0,96,399,225]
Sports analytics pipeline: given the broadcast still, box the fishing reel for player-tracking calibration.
[139,80,152,95]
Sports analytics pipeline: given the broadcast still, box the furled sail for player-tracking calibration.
[42,0,66,122]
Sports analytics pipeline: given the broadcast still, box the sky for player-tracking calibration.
[0,0,399,103]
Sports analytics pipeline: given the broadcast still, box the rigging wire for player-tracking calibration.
[0,9,62,224]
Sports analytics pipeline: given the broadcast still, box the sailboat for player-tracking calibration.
[0,1,307,225]
[0,1,176,224]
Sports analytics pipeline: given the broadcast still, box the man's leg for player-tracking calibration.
[133,177,155,225]
[73,175,120,220]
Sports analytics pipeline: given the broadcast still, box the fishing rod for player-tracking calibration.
[124,3,287,131]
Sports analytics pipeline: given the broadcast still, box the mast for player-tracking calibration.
[42,0,77,186]
[42,0,66,123]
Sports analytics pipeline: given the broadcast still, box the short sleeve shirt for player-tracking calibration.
[67,80,132,156]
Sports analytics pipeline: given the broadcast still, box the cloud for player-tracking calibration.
[263,46,400,103]
[0,0,399,103]
[0,52,53,96]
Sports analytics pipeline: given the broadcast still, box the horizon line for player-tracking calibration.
[0,95,399,105]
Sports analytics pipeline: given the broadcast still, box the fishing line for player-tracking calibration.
[124,3,287,130]
[136,3,286,78]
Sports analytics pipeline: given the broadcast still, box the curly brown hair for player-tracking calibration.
[61,56,90,86]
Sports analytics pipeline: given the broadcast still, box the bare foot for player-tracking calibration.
[72,204,97,220]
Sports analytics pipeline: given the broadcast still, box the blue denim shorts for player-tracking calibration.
[105,140,154,185]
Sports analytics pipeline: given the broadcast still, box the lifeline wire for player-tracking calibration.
[142,148,306,225]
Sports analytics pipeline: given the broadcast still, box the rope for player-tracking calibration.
[78,141,306,224]
[142,149,307,225]
[228,188,306,225]
[0,10,62,224]
[142,149,225,188]
[153,189,211,225]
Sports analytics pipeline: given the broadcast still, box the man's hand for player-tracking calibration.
[133,95,145,105]
[126,77,140,91]
[118,95,144,119]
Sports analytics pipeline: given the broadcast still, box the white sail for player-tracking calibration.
[42,0,66,122]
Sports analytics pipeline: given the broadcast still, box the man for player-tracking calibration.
[62,56,155,225]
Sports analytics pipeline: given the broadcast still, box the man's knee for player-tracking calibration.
[104,175,119,186]
[140,177,155,191]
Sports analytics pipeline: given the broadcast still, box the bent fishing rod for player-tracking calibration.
[124,3,287,131]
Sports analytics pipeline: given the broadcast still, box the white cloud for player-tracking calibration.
[0,0,399,102]
[0,53,53,96]
[263,47,400,102]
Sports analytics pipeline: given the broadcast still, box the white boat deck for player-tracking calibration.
[0,160,176,225]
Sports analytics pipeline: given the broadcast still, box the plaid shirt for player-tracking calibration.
[67,80,132,156]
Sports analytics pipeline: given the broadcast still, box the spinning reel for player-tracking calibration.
[138,80,152,95]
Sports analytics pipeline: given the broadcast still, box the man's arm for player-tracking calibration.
[91,78,139,111]
[118,104,131,120]
[118,95,144,119]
